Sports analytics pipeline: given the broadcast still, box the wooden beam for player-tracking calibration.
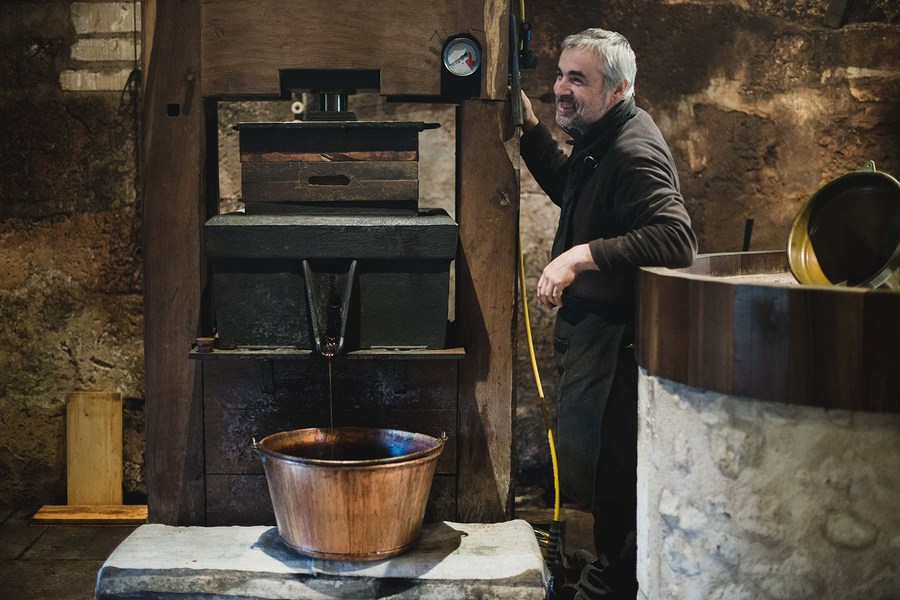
[455,99,518,521]
[32,505,148,526]
[460,0,509,100]
[142,0,206,524]
[201,0,458,97]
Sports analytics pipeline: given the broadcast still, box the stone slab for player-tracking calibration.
[96,520,548,599]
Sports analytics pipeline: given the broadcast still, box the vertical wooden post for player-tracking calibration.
[456,99,519,521]
[142,0,206,524]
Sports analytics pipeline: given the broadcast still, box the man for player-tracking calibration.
[519,28,697,598]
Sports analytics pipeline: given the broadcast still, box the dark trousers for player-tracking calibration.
[554,307,638,596]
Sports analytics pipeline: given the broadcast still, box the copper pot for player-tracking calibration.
[788,161,900,289]
[256,427,444,561]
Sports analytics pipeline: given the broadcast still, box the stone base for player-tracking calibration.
[637,371,900,599]
[96,520,548,599]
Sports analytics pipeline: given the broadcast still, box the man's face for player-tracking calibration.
[554,46,623,133]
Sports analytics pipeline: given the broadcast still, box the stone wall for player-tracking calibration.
[637,372,900,598]
[0,1,144,505]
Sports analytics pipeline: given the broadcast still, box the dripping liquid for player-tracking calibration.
[324,340,336,460]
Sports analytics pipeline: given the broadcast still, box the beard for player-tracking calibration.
[555,91,618,134]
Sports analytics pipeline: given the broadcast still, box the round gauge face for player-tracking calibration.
[443,37,481,77]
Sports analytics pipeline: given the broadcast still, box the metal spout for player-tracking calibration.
[303,259,357,356]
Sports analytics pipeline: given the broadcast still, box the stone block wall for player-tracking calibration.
[637,372,900,598]
[60,2,140,92]
[0,1,144,505]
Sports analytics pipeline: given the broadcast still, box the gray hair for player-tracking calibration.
[561,28,636,99]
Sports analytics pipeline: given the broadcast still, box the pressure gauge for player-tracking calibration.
[442,36,481,77]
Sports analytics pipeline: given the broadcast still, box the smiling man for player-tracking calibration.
[519,29,697,599]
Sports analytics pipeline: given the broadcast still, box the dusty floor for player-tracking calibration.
[0,505,137,599]
[0,503,593,599]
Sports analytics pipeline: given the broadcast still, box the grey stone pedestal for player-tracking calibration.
[96,520,548,599]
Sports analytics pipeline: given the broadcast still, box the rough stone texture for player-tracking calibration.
[637,371,900,599]
[0,2,144,505]
[96,521,548,599]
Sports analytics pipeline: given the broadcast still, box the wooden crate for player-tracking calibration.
[237,121,436,208]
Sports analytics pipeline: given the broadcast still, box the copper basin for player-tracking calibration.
[256,427,444,561]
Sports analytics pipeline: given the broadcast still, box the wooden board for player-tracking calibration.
[241,161,419,203]
[32,504,147,526]
[67,391,122,505]
[242,151,419,163]
[201,0,508,99]
[202,0,456,97]
[142,0,206,524]
[460,0,509,101]
[455,99,518,521]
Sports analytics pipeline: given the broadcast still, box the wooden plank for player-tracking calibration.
[201,0,459,97]
[142,0,206,525]
[239,126,421,155]
[242,180,418,203]
[635,269,662,373]
[687,278,734,393]
[241,160,419,203]
[190,347,466,360]
[32,504,147,526]
[863,291,900,413]
[205,474,274,527]
[274,360,459,411]
[242,151,418,163]
[242,160,418,183]
[66,391,122,506]
[460,0,509,100]
[205,409,301,475]
[455,99,517,522]
[787,288,867,411]
[654,275,691,382]
[732,284,788,400]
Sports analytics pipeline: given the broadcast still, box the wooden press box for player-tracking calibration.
[206,121,457,351]
[237,120,439,210]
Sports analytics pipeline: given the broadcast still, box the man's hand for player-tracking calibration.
[536,244,598,309]
[520,90,539,132]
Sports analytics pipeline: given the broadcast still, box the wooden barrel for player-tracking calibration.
[636,251,900,413]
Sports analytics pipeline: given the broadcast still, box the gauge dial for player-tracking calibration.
[442,37,481,77]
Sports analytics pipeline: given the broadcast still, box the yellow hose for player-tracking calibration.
[518,228,561,522]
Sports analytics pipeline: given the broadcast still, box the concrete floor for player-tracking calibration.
[0,503,593,599]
